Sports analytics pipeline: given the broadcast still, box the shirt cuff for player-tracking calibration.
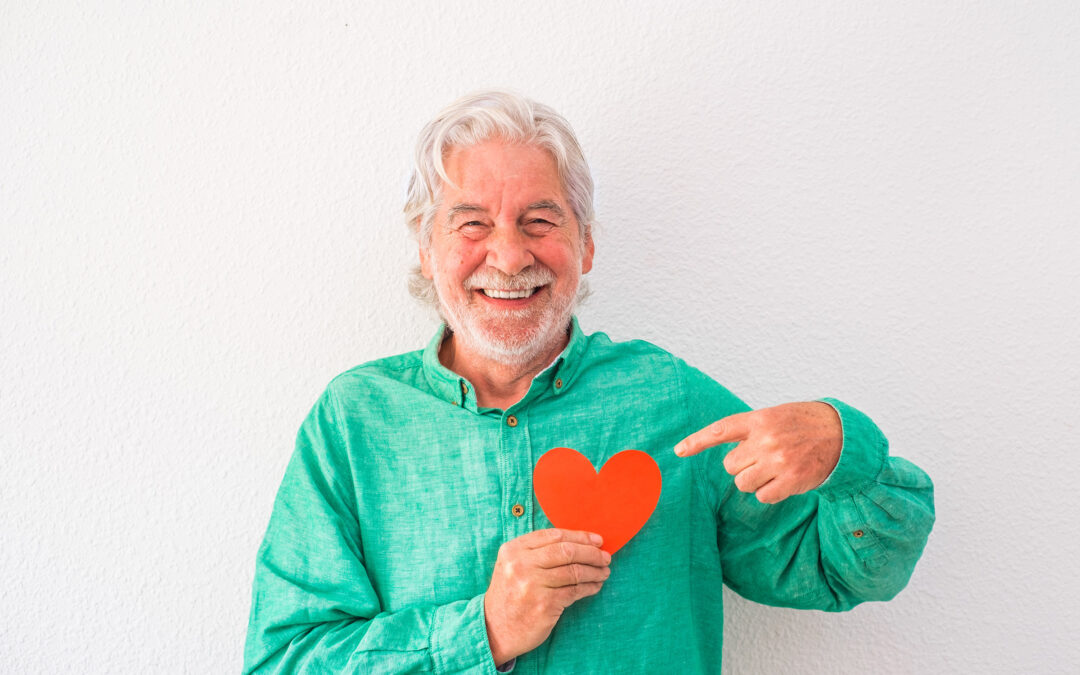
[813,398,888,500]
[429,593,502,674]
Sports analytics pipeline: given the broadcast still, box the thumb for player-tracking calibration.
[674,411,754,457]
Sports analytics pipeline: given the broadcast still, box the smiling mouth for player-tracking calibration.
[479,286,542,299]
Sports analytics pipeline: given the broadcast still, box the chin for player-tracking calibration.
[437,283,579,366]
[457,313,570,366]
[470,329,550,365]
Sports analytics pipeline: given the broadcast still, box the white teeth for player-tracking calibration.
[481,287,537,299]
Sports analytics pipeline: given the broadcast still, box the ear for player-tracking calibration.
[419,242,434,280]
[581,232,595,275]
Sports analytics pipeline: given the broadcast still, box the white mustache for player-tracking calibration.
[465,267,555,291]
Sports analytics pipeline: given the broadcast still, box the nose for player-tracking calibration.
[485,224,535,277]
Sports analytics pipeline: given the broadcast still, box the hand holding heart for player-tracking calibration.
[483,402,840,665]
[675,401,843,504]
[484,528,611,666]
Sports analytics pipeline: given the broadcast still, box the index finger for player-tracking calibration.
[535,540,611,569]
[674,410,754,457]
[522,528,604,549]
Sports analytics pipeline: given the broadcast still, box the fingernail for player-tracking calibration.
[602,551,611,564]
[674,443,685,456]
[590,533,603,545]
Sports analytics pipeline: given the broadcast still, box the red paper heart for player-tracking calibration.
[533,447,662,555]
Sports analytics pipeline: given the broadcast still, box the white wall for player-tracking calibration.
[3,2,1078,672]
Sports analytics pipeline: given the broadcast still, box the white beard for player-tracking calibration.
[432,260,579,367]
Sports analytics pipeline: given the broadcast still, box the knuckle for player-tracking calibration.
[533,530,554,547]
[774,448,791,467]
[756,489,780,504]
[541,547,559,567]
[569,564,583,585]
[559,542,574,563]
[516,577,532,596]
[759,406,783,424]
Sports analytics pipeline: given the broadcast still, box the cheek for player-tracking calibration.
[540,245,581,277]
[435,244,485,284]
[457,247,487,272]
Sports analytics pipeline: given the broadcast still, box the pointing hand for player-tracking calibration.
[674,402,843,504]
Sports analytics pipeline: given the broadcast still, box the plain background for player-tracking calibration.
[3,2,1078,673]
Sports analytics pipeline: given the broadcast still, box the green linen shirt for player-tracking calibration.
[243,316,935,674]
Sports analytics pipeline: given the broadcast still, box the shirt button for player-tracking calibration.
[511,504,525,517]
[461,382,469,395]
[853,530,864,538]
[555,378,563,389]
[506,415,518,427]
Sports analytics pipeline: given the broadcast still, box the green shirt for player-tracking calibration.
[243,316,934,674]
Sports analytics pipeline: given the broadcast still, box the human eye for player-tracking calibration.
[524,218,556,235]
[458,221,489,239]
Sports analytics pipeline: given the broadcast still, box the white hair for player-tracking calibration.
[404,90,595,310]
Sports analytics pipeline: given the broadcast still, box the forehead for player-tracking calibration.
[441,141,566,207]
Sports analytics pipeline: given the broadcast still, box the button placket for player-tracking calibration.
[499,409,532,541]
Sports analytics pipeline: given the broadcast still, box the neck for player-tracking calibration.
[438,324,570,409]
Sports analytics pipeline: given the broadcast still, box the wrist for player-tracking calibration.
[813,398,888,498]
[483,595,515,666]
[487,631,516,667]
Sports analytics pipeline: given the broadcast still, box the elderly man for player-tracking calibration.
[243,91,934,674]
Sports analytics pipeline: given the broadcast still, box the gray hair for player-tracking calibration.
[405,90,595,309]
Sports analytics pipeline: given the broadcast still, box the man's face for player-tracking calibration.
[419,140,594,366]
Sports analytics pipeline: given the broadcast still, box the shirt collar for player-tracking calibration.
[421,315,588,413]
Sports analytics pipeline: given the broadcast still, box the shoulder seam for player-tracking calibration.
[672,354,720,513]
[331,355,425,382]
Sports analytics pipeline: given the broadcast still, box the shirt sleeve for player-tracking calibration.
[675,358,935,611]
[242,385,502,674]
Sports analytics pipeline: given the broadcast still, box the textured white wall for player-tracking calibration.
[3,2,1078,672]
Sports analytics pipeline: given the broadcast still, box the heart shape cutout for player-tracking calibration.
[533,447,662,555]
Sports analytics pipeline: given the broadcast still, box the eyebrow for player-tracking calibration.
[525,200,566,218]
[446,203,486,223]
[445,200,567,223]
